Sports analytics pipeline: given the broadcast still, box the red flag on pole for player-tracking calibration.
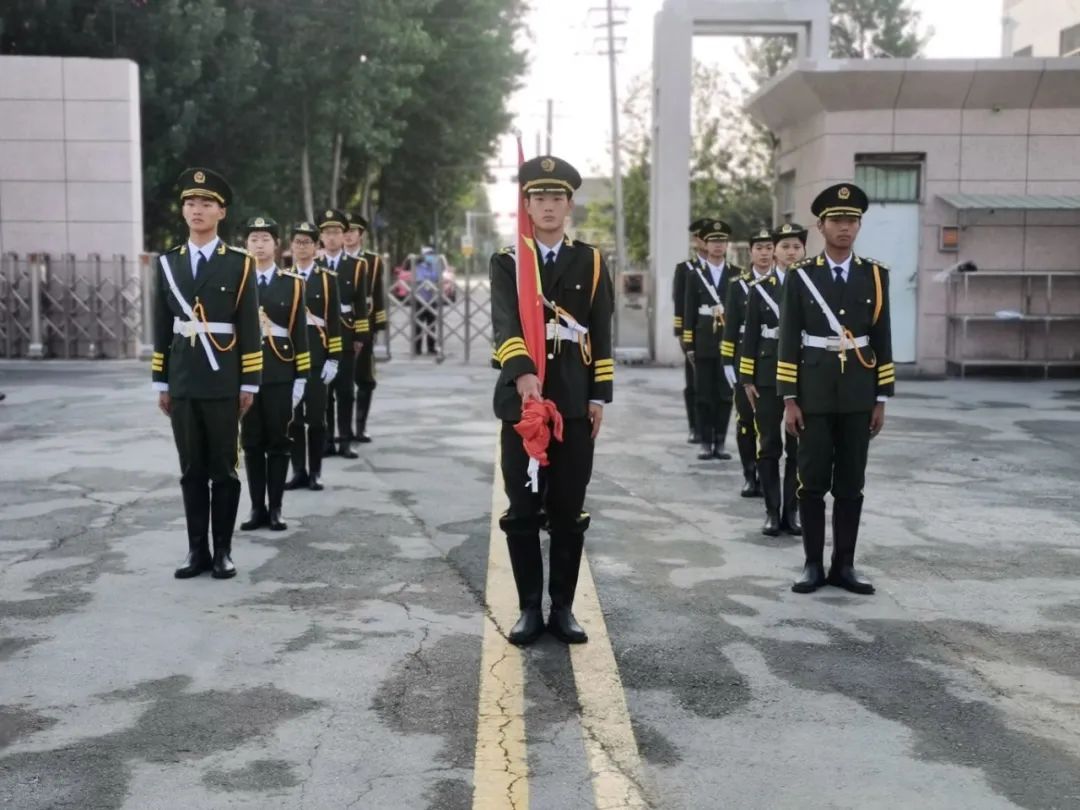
[513,136,562,490]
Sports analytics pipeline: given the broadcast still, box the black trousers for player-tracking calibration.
[414,307,437,355]
[326,342,356,443]
[754,389,797,463]
[734,381,756,473]
[170,396,241,549]
[289,376,328,476]
[694,357,733,446]
[355,337,377,390]
[682,355,696,431]
[797,411,872,502]
[240,383,292,457]
[171,397,240,485]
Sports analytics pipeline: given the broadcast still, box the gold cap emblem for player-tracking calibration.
[193,170,206,184]
[714,221,723,230]
[758,229,770,238]
[254,217,265,227]
[540,158,555,172]
[781,224,792,233]
[838,186,851,200]
[325,209,334,218]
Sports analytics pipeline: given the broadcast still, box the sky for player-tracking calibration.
[484,0,1004,232]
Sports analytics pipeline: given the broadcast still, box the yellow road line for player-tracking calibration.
[472,445,529,810]
[571,554,651,809]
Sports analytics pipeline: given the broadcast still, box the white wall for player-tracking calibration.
[1002,0,1080,56]
[0,56,143,259]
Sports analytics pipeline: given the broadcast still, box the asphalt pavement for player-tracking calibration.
[1,359,1078,810]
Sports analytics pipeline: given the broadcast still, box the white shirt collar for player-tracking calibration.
[706,260,725,278]
[774,266,787,284]
[295,263,316,279]
[824,252,853,279]
[188,237,220,275]
[256,264,277,284]
[752,266,771,281]
[536,238,563,262]
[324,251,343,267]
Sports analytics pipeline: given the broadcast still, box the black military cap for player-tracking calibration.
[772,222,808,244]
[748,227,775,247]
[317,208,349,231]
[177,167,232,207]
[242,215,279,240]
[518,155,582,196]
[689,217,710,233]
[811,183,869,220]
[290,221,319,242]
[347,212,369,232]
[697,219,731,241]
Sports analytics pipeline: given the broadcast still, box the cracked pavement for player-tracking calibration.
[1,359,1079,809]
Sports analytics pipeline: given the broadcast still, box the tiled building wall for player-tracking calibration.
[0,56,143,259]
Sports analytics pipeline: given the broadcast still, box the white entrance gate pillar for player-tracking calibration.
[649,0,829,364]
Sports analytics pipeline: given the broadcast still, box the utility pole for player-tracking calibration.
[545,99,553,154]
[592,3,629,283]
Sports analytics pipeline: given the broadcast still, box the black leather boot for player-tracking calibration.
[308,426,326,491]
[210,479,240,579]
[284,419,309,490]
[738,427,761,497]
[355,388,373,443]
[548,528,588,644]
[696,421,715,461]
[337,392,357,457]
[324,394,338,456]
[684,389,698,443]
[240,452,269,530]
[759,460,781,536]
[780,454,801,535]
[266,454,289,531]
[713,400,733,459]
[175,480,212,578]
[792,497,827,593]
[829,498,874,594]
[505,531,545,646]
[339,439,358,460]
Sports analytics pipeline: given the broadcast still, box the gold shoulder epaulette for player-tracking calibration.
[320,266,339,277]
[227,244,249,256]
[498,245,516,255]
[165,244,184,255]
[277,269,304,280]
[572,238,596,250]
[860,256,890,271]
[749,274,769,286]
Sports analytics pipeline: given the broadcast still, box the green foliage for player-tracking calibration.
[0,0,525,253]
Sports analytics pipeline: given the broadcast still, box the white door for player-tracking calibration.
[856,203,918,363]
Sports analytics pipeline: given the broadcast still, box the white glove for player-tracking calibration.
[724,365,738,387]
[320,359,339,384]
[292,378,307,409]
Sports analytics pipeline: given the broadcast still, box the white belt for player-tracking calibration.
[761,326,779,339]
[739,324,745,335]
[263,323,289,338]
[307,313,326,328]
[698,305,723,316]
[174,318,234,337]
[546,322,583,344]
[802,333,869,350]
[340,304,353,314]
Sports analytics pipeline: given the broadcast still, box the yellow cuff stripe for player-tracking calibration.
[296,362,311,372]
[777,361,798,371]
[594,374,614,382]
[501,349,532,363]
[497,338,528,362]
[356,323,370,333]
[152,352,164,360]
[595,359,614,367]
[241,351,261,360]
[375,312,388,321]
[673,317,683,327]
[151,363,164,372]
[878,376,896,385]
[682,331,693,342]
[878,363,895,372]
[740,360,755,373]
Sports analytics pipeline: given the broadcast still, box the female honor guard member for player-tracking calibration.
[344,213,386,443]
[673,218,709,444]
[151,168,261,580]
[285,222,342,491]
[683,220,740,461]
[778,185,894,595]
[739,223,807,537]
[491,155,614,646]
[239,217,310,532]
[721,233,770,497]
[319,208,365,459]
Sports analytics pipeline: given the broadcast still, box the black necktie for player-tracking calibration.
[194,251,207,280]
[545,250,556,270]
[833,267,845,287]
[259,274,268,288]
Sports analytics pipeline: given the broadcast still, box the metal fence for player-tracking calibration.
[0,252,494,364]
[382,259,493,365]
[1,253,150,359]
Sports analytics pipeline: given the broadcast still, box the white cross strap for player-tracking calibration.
[160,254,221,372]
[795,267,845,340]
[693,266,723,306]
[754,284,780,318]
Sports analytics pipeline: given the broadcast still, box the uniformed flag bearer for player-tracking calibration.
[344,212,385,443]
[284,222,342,491]
[683,220,740,461]
[319,208,365,459]
[238,216,310,532]
[740,223,807,536]
[779,185,894,594]
[673,218,709,444]
[491,155,614,645]
[152,168,261,579]
[721,234,770,497]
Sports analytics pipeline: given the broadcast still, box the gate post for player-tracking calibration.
[463,255,472,365]
[138,253,155,360]
[28,254,45,358]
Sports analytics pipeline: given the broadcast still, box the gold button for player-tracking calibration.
[547,353,555,359]
[839,308,846,315]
